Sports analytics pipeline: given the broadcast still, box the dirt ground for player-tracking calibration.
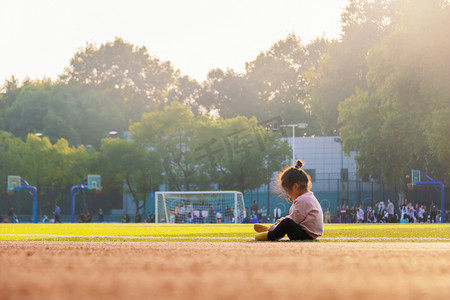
[0,241,449,300]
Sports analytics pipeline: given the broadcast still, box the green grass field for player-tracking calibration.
[1,223,449,242]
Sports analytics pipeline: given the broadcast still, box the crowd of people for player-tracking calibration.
[120,211,155,223]
[241,201,278,224]
[165,200,279,224]
[2,198,449,224]
[166,201,235,223]
[323,199,449,223]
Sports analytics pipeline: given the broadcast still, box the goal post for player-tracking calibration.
[155,191,245,224]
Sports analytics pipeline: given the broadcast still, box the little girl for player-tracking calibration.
[254,159,324,241]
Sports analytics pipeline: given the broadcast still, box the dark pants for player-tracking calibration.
[430,212,437,223]
[54,215,61,223]
[388,214,394,223]
[267,218,314,241]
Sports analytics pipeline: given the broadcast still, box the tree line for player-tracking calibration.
[0,103,291,213]
[0,0,449,210]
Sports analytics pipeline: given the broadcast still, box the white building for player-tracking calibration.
[284,136,357,178]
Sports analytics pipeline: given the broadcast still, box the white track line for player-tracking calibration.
[1,234,450,241]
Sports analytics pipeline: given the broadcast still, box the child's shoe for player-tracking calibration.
[254,224,269,232]
[255,231,268,241]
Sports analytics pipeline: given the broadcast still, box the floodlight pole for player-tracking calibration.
[280,123,308,165]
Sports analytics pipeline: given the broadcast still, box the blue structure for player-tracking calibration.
[71,183,89,223]
[14,179,38,223]
[71,175,101,223]
[415,172,445,223]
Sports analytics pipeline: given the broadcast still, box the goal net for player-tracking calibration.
[155,191,245,224]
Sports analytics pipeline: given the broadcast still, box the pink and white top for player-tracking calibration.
[268,191,324,239]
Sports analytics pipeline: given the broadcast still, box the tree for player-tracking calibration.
[60,37,176,121]
[167,74,202,113]
[196,69,260,119]
[131,102,291,192]
[339,0,450,185]
[308,0,395,135]
[246,34,324,134]
[0,76,21,128]
[196,34,326,135]
[2,83,126,148]
[98,137,162,213]
[193,116,290,193]
[131,102,200,191]
[0,130,25,184]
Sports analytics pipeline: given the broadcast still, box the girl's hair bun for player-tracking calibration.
[294,159,304,170]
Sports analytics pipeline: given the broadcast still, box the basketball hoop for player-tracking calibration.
[7,190,13,196]
[95,188,102,195]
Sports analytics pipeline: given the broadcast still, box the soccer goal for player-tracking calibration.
[155,191,245,224]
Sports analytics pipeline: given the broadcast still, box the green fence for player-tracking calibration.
[1,180,448,223]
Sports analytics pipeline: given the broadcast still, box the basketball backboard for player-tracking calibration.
[7,175,21,192]
[87,174,101,191]
[411,169,421,185]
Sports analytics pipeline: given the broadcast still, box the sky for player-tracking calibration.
[0,0,348,84]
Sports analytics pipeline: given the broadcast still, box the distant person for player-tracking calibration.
[224,205,233,223]
[251,201,260,220]
[340,206,347,223]
[400,199,408,221]
[122,211,130,223]
[417,205,426,223]
[215,202,222,223]
[334,206,341,223]
[349,206,356,223]
[273,205,281,221]
[8,207,17,223]
[241,212,251,224]
[179,205,185,223]
[54,203,61,223]
[145,212,155,223]
[135,212,142,223]
[174,204,180,223]
[78,213,86,223]
[387,199,395,223]
[374,202,380,222]
[250,210,258,223]
[208,204,215,223]
[186,201,193,223]
[378,201,386,222]
[345,205,351,222]
[324,208,332,223]
[98,208,104,222]
[356,205,364,223]
[85,212,92,223]
[407,203,415,223]
[429,202,438,223]
[260,205,268,223]
[193,205,200,223]
[254,159,323,241]
[367,206,376,223]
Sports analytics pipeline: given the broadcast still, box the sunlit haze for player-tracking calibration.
[0,0,348,84]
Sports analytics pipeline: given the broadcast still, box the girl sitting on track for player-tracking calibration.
[254,159,324,241]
